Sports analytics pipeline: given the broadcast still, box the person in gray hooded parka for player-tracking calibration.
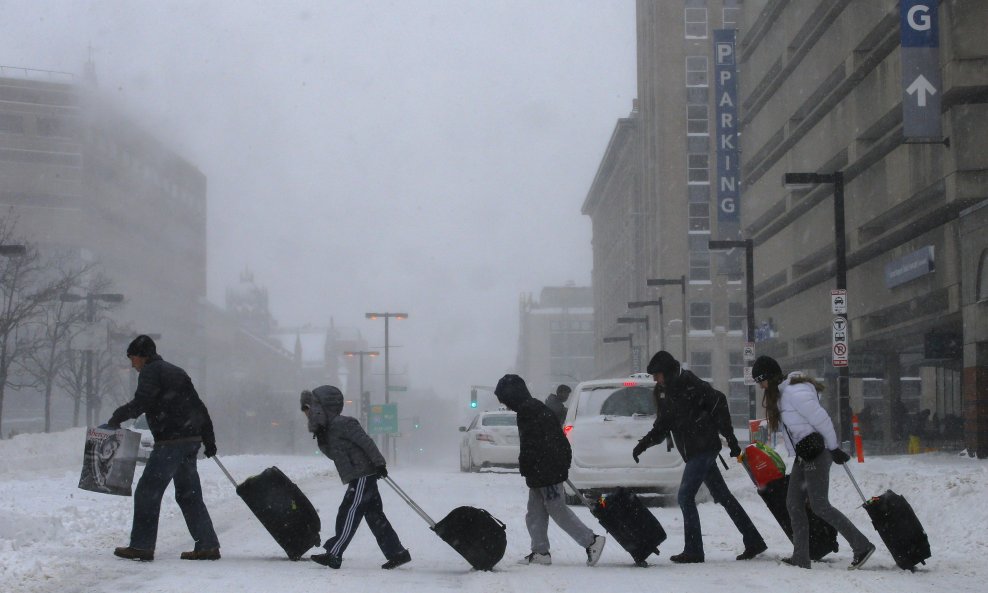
[301,385,410,570]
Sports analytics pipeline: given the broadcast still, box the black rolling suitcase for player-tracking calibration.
[567,480,666,566]
[842,466,931,571]
[214,458,321,560]
[383,477,506,570]
[758,475,839,561]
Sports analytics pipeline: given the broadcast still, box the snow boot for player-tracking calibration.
[736,541,767,560]
[381,549,411,569]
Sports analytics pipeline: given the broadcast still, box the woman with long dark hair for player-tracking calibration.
[751,355,875,570]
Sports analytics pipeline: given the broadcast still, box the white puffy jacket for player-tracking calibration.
[779,372,839,456]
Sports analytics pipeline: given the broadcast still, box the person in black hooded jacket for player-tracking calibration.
[104,335,219,562]
[494,374,606,566]
[632,351,766,564]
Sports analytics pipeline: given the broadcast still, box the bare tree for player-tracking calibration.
[0,217,85,439]
[18,256,100,432]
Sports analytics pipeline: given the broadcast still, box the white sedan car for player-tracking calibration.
[563,374,685,504]
[459,411,519,472]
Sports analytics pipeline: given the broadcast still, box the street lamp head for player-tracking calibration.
[365,313,379,320]
[783,172,836,189]
[0,244,27,256]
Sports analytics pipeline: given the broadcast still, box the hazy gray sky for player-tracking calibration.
[2,1,636,399]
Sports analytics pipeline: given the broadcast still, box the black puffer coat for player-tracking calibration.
[495,375,571,488]
[109,355,215,447]
[638,369,738,461]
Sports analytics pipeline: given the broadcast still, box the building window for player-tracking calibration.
[690,351,712,379]
[689,202,710,233]
[686,56,708,87]
[689,235,711,281]
[687,104,709,136]
[719,249,743,281]
[685,8,708,39]
[729,302,746,333]
[723,7,741,28]
[687,153,709,184]
[690,302,712,331]
[729,351,744,378]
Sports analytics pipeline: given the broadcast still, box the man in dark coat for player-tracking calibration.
[632,351,766,563]
[105,335,220,562]
[544,384,571,426]
[494,374,605,566]
[302,385,410,570]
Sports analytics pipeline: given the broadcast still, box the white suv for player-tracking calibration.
[563,374,684,504]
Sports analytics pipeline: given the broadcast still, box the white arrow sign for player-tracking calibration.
[906,74,937,107]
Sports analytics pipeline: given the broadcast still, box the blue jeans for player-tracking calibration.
[678,452,763,556]
[130,441,219,551]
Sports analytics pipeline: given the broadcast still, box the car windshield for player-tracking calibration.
[133,416,149,430]
[575,385,656,418]
[481,414,517,427]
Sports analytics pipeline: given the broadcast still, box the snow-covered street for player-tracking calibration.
[2,428,985,593]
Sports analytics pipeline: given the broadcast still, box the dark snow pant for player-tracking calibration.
[130,441,219,552]
[787,454,872,566]
[678,451,764,557]
[323,475,405,560]
[526,482,596,554]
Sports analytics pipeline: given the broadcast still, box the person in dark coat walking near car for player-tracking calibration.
[752,355,876,570]
[302,385,410,570]
[632,351,766,563]
[494,374,605,566]
[544,384,572,426]
[105,335,220,562]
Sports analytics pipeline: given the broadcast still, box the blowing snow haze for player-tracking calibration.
[0,1,636,402]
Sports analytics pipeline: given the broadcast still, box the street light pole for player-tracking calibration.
[616,316,650,364]
[628,299,664,352]
[646,276,688,362]
[344,350,379,429]
[709,238,756,419]
[365,312,407,462]
[783,170,851,446]
[61,292,124,426]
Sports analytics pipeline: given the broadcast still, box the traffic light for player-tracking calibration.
[470,389,478,408]
[413,415,420,429]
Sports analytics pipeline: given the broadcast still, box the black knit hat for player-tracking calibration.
[751,355,783,383]
[126,334,157,358]
[646,351,680,378]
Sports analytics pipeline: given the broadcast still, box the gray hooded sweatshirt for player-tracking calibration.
[301,385,385,483]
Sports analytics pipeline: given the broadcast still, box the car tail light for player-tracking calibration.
[623,381,637,387]
[476,433,494,443]
[563,425,573,437]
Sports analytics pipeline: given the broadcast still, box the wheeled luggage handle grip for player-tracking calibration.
[212,456,239,488]
[841,464,867,504]
[565,479,595,512]
[382,476,437,528]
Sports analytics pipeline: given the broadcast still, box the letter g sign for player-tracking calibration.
[907,5,931,31]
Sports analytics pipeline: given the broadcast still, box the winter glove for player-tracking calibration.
[376,465,388,479]
[632,440,649,464]
[203,442,217,458]
[98,423,119,430]
[830,448,850,465]
[729,443,742,459]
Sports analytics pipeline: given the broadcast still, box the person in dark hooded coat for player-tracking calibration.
[633,351,766,564]
[494,374,605,566]
[301,385,410,570]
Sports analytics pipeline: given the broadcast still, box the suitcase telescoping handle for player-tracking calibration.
[841,464,868,504]
[212,456,239,489]
[381,476,437,528]
[565,479,595,512]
